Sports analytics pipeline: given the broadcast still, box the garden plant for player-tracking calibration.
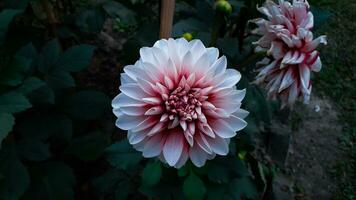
[0,0,353,200]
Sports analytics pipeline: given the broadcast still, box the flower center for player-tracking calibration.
[164,86,202,122]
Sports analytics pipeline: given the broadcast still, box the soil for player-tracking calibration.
[283,95,343,200]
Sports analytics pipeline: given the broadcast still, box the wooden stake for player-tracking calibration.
[159,0,175,39]
[41,0,58,36]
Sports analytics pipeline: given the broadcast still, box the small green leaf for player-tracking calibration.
[93,169,125,194]
[142,162,162,186]
[38,39,61,73]
[16,42,38,60]
[18,114,72,141]
[129,0,145,4]
[177,165,189,177]
[229,177,258,199]
[0,113,14,147]
[207,184,228,200]
[93,169,131,200]
[139,184,180,199]
[46,70,75,89]
[27,85,55,105]
[105,140,142,170]
[66,132,108,161]
[23,162,76,200]
[183,172,206,200]
[16,139,51,161]
[63,90,110,120]
[0,9,22,43]
[0,56,31,86]
[0,149,30,199]
[55,44,95,72]
[217,37,239,58]
[0,92,31,114]
[16,77,46,95]
[207,161,230,183]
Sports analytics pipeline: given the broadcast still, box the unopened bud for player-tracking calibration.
[182,32,193,41]
[215,0,232,15]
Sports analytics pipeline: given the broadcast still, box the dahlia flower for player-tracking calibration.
[251,0,327,107]
[112,38,248,168]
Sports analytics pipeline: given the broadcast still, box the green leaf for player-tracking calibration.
[16,42,38,60]
[23,162,76,200]
[38,39,61,73]
[183,172,206,200]
[103,1,136,26]
[207,184,228,200]
[141,162,162,186]
[16,139,50,161]
[2,0,30,10]
[217,37,239,58]
[0,92,31,114]
[93,169,131,200]
[0,113,14,148]
[16,77,46,95]
[177,165,189,177]
[93,169,125,194]
[139,184,181,200]
[76,9,105,33]
[206,157,249,184]
[229,177,258,199]
[129,0,145,4]
[207,161,230,183]
[46,70,75,89]
[0,56,31,86]
[105,140,142,170]
[0,149,30,200]
[65,132,108,161]
[172,18,208,37]
[18,114,72,141]
[28,85,55,105]
[55,44,95,72]
[0,9,22,43]
[63,90,110,120]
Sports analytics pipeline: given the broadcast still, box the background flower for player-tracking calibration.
[112,38,248,168]
[251,0,327,107]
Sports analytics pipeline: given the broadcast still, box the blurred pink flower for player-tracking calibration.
[251,0,327,107]
[112,38,248,168]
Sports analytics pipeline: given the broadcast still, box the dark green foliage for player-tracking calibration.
[0,92,31,115]
[38,39,61,74]
[16,139,51,161]
[23,162,76,200]
[0,113,14,147]
[0,148,30,200]
[93,169,132,200]
[0,57,31,86]
[63,90,110,120]
[105,140,142,170]
[141,162,162,186]
[55,44,95,72]
[65,131,108,161]
[183,172,207,200]
[0,9,22,43]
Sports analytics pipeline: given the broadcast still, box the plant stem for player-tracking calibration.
[159,0,175,39]
[41,0,58,36]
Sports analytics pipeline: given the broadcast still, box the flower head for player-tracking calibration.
[112,38,248,168]
[251,0,327,107]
